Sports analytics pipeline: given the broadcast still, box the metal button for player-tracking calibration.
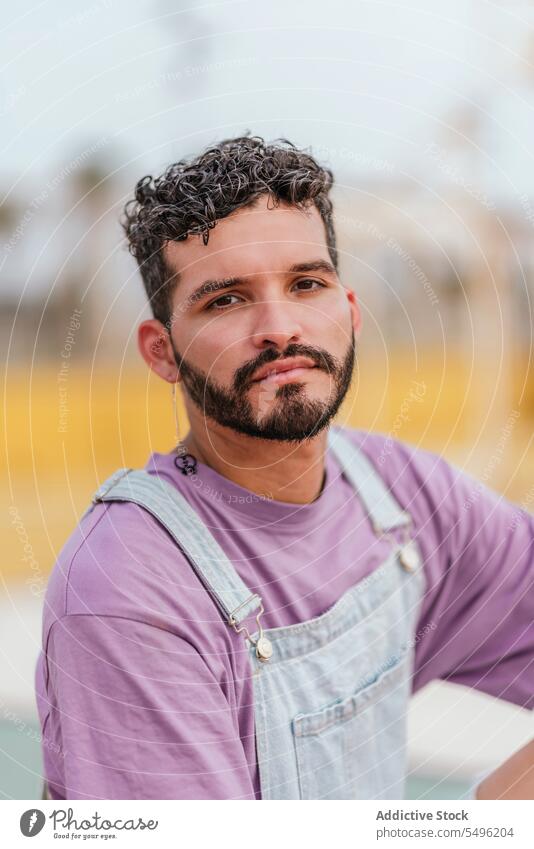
[256,636,273,661]
[399,541,420,573]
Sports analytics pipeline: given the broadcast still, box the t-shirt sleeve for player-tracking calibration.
[45,614,256,799]
[410,454,534,710]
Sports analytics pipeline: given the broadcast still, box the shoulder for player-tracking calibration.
[43,479,225,640]
[336,425,479,533]
[338,425,457,490]
[41,479,240,695]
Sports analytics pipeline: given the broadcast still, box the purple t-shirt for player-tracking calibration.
[35,426,534,799]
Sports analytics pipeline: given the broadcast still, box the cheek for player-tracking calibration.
[187,323,244,381]
[309,308,348,350]
[307,294,349,331]
[326,303,354,347]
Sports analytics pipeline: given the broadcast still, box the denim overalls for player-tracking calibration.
[66,427,425,800]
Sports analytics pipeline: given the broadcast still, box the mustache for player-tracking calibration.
[234,343,339,390]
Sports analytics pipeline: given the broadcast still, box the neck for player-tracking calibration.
[180,415,329,505]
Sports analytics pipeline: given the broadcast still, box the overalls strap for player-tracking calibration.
[327,427,412,532]
[91,428,410,625]
[91,468,262,626]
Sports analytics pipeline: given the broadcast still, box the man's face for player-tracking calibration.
[163,195,360,442]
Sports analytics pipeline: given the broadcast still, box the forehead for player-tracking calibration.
[163,196,331,285]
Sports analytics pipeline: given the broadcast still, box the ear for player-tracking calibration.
[344,286,362,339]
[138,319,180,383]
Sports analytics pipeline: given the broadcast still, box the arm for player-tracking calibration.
[46,614,255,800]
[405,454,534,797]
[412,457,534,711]
[476,738,534,799]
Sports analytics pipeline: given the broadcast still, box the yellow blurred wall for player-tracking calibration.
[3,355,533,586]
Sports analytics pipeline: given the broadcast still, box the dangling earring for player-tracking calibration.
[171,379,198,476]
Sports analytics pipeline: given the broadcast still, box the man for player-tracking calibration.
[36,135,533,800]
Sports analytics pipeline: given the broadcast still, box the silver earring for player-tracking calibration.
[171,381,197,476]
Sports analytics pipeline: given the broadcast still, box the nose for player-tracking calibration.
[249,297,305,351]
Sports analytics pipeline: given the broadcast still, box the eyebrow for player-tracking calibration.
[182,259,337,310]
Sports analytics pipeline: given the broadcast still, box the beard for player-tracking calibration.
[171,331,356,443]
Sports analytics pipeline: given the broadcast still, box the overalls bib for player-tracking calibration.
[70,427,425,800]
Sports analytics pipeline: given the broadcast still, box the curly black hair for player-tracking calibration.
[121,134,337,327]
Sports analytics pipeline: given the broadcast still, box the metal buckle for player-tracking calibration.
[380,521,421,573]
[228,593,262,625]
[228,595,273,662]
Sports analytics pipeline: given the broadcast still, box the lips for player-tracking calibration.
[251,357,317,383]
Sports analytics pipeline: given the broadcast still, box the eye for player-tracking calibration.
[205,293,243,311]
[205,279,326,311]
[293,278,326,292]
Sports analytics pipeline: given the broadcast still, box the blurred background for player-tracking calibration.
[1,0,533,799]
